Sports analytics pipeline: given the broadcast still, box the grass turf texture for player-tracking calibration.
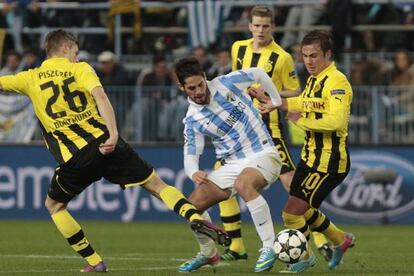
[0,220,412,275]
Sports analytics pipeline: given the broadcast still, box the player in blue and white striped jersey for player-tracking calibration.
[174,57,283,273]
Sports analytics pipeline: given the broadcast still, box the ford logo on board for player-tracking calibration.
[322,152,414,221]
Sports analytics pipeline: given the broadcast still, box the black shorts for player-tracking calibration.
[290,160,349,208]
[48,135,154,203]
[272,138,296,174]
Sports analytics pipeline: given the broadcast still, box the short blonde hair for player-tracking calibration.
[250,5,274,24]
[45,29,78,56]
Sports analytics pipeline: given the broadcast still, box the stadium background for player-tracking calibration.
[0,1,414,223]
[1,1,414,225]
[0,1,413,275]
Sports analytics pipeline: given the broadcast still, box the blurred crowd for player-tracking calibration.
[2,1,414,56]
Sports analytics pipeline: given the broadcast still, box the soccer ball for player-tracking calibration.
[273,229,308,264]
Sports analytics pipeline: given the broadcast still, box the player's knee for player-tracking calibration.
[44,195,66,215]
[142,174,167,197]
[234,178,249,196]
[283,197,310,216]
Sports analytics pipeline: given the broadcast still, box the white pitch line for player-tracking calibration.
[0,269,80,274]
[0,253,230,274]
[0,267,180,274]
[0,264,230,274]
[0,254,166,261]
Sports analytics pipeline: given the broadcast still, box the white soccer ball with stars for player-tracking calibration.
[273,229,308,264]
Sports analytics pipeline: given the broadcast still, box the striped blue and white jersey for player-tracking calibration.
[183,68,281,171]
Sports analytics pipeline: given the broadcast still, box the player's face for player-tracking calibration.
[301,42,331,76]
[182,75,210,105]
[249,16,274,47]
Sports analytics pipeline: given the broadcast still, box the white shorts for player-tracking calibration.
[208,148,282,198]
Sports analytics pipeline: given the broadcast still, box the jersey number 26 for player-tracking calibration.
[40,76,87,119]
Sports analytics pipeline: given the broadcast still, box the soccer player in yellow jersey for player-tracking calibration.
[217,6,332,263]
[255,30,355,272]
[0,29,228,272]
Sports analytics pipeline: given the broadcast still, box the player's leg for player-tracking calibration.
[215,160,247,261]
[142,173,205,222]
[280,162,318,273]
[234,150,281,272]
[312,232,333,261]
[282,163,354,272]
[103,138,204,223]
[187,178,232,246]
[280,196,317,273]
[46,175,106,272]
[304,209,354,270]
[179,179,231,272]
[302,172,355,269]
[179,211,221,273]
[305,208,347,245]
[274,137,296,193]
[281,170,332,261]
[278,145,315,256]
[276,138,333,261]
[218,197,248,260]
[138,173,231,246]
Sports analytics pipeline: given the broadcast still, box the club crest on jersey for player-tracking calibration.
[264,62,273,73]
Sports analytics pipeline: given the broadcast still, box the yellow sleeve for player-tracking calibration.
[0,71,31,96]
[279,54,300,91]
[287,97,303,111]
[77,62,103,93]
[296,78,352,132]
[231,42,238,71]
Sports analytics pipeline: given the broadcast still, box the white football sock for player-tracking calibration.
[246,195,275,248]
[193,211,216,257]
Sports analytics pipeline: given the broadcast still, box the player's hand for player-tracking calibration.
[249,87,278,114]
[192,171,209,185]
[99,134,118,155]
[257,99,278,114]
[286,112,302,123]
[248,87,269,103]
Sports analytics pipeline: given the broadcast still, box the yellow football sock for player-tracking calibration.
[311,232,329,248]
[51,209,102,265]
[282,211,313,257]
[159,186,203,222]
[219,196,246,253]
[304,208,345,246]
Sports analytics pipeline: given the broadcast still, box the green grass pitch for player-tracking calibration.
[0,220,412,275]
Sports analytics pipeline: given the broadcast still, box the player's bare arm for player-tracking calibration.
[91,86,118,155]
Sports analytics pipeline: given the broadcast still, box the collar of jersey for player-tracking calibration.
[247,38,277,51]
[314,62,336,80]
[42,57,71,66]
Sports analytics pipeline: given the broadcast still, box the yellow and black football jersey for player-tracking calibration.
[231,38,299,138]
[287,62,353,173]
[0,58,107,164]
